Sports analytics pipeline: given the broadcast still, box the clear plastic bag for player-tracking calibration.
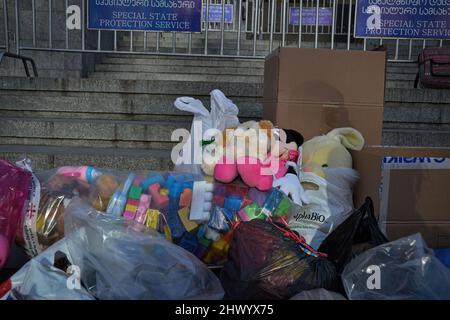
[290,288,346,300]
[15,160,206,257]
[0,160,31,270]
[64,198,224,300]
[342,233,450,300]
[1,238,94,300]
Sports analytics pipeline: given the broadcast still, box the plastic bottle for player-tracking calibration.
[260,188,284,217]
[56,166,102,184]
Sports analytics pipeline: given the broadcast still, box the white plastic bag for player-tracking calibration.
[173,90,239,175]
[1,238,94,300]
[289,168,358,249]
[64,198,224,300]
[342,233,450,300]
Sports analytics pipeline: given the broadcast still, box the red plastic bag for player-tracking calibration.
[0,160,31,269]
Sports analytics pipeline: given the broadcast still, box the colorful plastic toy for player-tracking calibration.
[148,183,169,209]
[178,207,198,232]
[194,236,212,260]
[223,195,242,220]
[238,203,264,221]
[167,181,186,240]
[134,194,151,224]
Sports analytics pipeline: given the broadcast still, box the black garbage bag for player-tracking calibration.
[220,219,339,300]
[318,197,388,273]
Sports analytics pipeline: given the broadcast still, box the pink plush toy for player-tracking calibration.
[214,128,304,191]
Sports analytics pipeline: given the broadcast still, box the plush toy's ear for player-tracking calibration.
[326,127,365,151]
[284,129,304,146]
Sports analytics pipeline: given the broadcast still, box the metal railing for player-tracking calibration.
[0,51,38,77]
[1,0,448,61]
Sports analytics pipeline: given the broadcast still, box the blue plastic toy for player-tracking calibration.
[435,248,450,268]
[223,195,242,220]
[167,181,186,240]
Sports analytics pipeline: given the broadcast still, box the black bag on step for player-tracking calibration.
[318,197,388,273]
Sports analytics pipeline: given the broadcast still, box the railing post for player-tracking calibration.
[253,0,259,55]
[314,0,319,48]
[14,0,19,54]
[204,0,210,55]
[3,0,9,52]
[282,0,287,47]
[298,0,303,48]
[220,0,225,55]
[347,0,352,50]
[330,0,336,49]
[237,0,243,55]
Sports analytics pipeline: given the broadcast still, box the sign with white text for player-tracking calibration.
[88,0,202,32]
[355,0,450,39]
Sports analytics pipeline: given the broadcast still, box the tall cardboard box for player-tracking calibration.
[263,47,386,145]
[263,47,450,248]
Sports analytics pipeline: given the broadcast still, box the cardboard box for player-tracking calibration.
[263,47,450,248]
[263,47,387,145]
[353,147,450,248]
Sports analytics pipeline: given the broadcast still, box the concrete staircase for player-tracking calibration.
[0,59,262,170]
[0,54,449,171]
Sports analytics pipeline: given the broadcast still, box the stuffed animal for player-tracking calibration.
[91,174,119,211]
[215,122,305,192]
[287,127,365,250]
[272,129,309,206]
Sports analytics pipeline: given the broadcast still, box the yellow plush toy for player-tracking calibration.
[288,127,365,250]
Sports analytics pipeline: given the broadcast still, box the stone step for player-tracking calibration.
[0,145,173,171]
[385,88,450,104]
[5,120,450,150]
[0,116,190,146]
[384,102,450,125]
[386,81,415,89]
[386,73,417,81]
[387,67,418,74]
[0,92,262,120]
[101,55,264,68]
[382,128,450,148]
[0,77,263,97]
[94,63,265,76]
[100,54,415,70]
[88,71,263,83]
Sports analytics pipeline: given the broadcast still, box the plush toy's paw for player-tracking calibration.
[237,156,273,191]
[273,173,310,206]
[214,156,238,183]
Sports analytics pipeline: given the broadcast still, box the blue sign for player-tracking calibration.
[203,4,234,24]
[355,0,450,39]
[88,0,202,32]
[289,7,333,26]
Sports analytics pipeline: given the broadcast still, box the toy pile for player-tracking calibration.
[1,90,450,300]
